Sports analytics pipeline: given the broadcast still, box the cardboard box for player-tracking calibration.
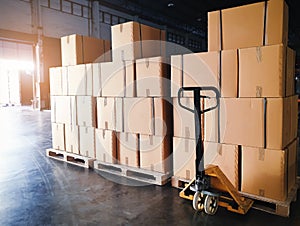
[170,55,183,98]
[49,67,62,96]
[97,97,115,130]
[220,97,295,149]
[112,21,165,61]
[51,96,69,124]
[117,132,139,167]
[101,62,125,97]
[92,63,102,97]
[286,47,296,97]
[241,139,297,201]
[61,34,111,66]
[125,61,136,97]
[171,50,237,98]
[173,137,239,188]
[136,56,169,97]
[239,44,286,97]
[208,0,288,51]
[173,97,195,139]
[67,64,93,96]
[115,97,124,132]
[79,126,95,158]
[65,96,77,125]
[154,97,172,136]
[139,135,171,173]
[220,98,264,147]
[65,124,79,154]
[76,96,96,127]
[124,98,153,135]
[183,51,220,95]
[52,123,65,150]
[204,98,220,143]
[95,129,117,163]
[290,95,298,141]
[124,97,171,136]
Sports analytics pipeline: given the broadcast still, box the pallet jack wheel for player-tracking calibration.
[204,195,219,215]
[192,191,205,211]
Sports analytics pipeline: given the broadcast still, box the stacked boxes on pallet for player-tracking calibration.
[96,21,172,175]
[171,0,298,201]
[50,35,111,160]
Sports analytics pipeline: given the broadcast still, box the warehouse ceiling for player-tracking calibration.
[100,0,300,50]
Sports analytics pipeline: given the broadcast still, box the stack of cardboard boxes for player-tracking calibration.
[50,34,111,159]
[96,22,171,174]
[171,0,298,202]
[50,22,172,176]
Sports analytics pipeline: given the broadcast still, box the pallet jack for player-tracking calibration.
[177,87,254,215]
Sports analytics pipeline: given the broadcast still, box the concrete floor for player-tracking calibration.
[0,106,299,226]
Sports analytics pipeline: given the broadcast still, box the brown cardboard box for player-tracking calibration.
[286,47,296,97]
[65,124,79,154]
[154,97,172,136]
[67,64,93,96]
[124,98,153,135]
[97,97,115,130]
[49,67,62,96]
[173,97,195,139]
[79,126,95,158]
[139,135,171,173]
[220,97,295,149]
[220,98,264,147]
[66,96,77,125]
[239,44,286,97]
[173,137,239,188]
[51,96,76,124]
[61,34,110,66]
[208,0,288,51]
[125,60,136,97]
[287,139,298,193]
[95,129,117,163]
[170,54,183,98]
[117,132,139,167]
[171,50,238,98]
[101,61,125,97]
[92,63,102,97]
[52,123,65,150]
[76,96,96,127]
[241,139,297,201]
[112,21,165,61]
[204,98,220,143]
[183,51,220,96]
[124,97,171,136]
[136,56,169,97]
[115,97,124,132]
[290,95,298,140]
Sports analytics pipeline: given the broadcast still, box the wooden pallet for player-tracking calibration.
[94,160,172,186]
[46,148,95,168]
[240,177,299,217]
[172,176,299,217]
[171,176,191,189]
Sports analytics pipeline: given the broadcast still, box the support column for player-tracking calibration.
[31,0,43,110]
[92,0,100,38]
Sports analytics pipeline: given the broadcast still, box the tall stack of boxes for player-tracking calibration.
[50,35,111,159]
[50,22,172,176]
[171,0,298,202]
[96,21,172,174]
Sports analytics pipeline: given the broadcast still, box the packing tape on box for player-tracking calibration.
[103,153,106,162]
[259,148,265,161]
[186,170,191,180]
[256,47,262,63]
[256,86,262,97]
[149,135,153,145]
[259,189,265,197]
[184,138,189,153]
[125,157,129,165]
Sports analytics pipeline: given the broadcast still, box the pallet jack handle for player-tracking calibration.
[177,87,220,184]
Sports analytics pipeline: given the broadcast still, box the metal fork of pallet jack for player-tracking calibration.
[177,86,254,215]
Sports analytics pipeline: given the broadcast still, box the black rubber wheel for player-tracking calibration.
[192,191,205,211]
[204,195,219,215]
